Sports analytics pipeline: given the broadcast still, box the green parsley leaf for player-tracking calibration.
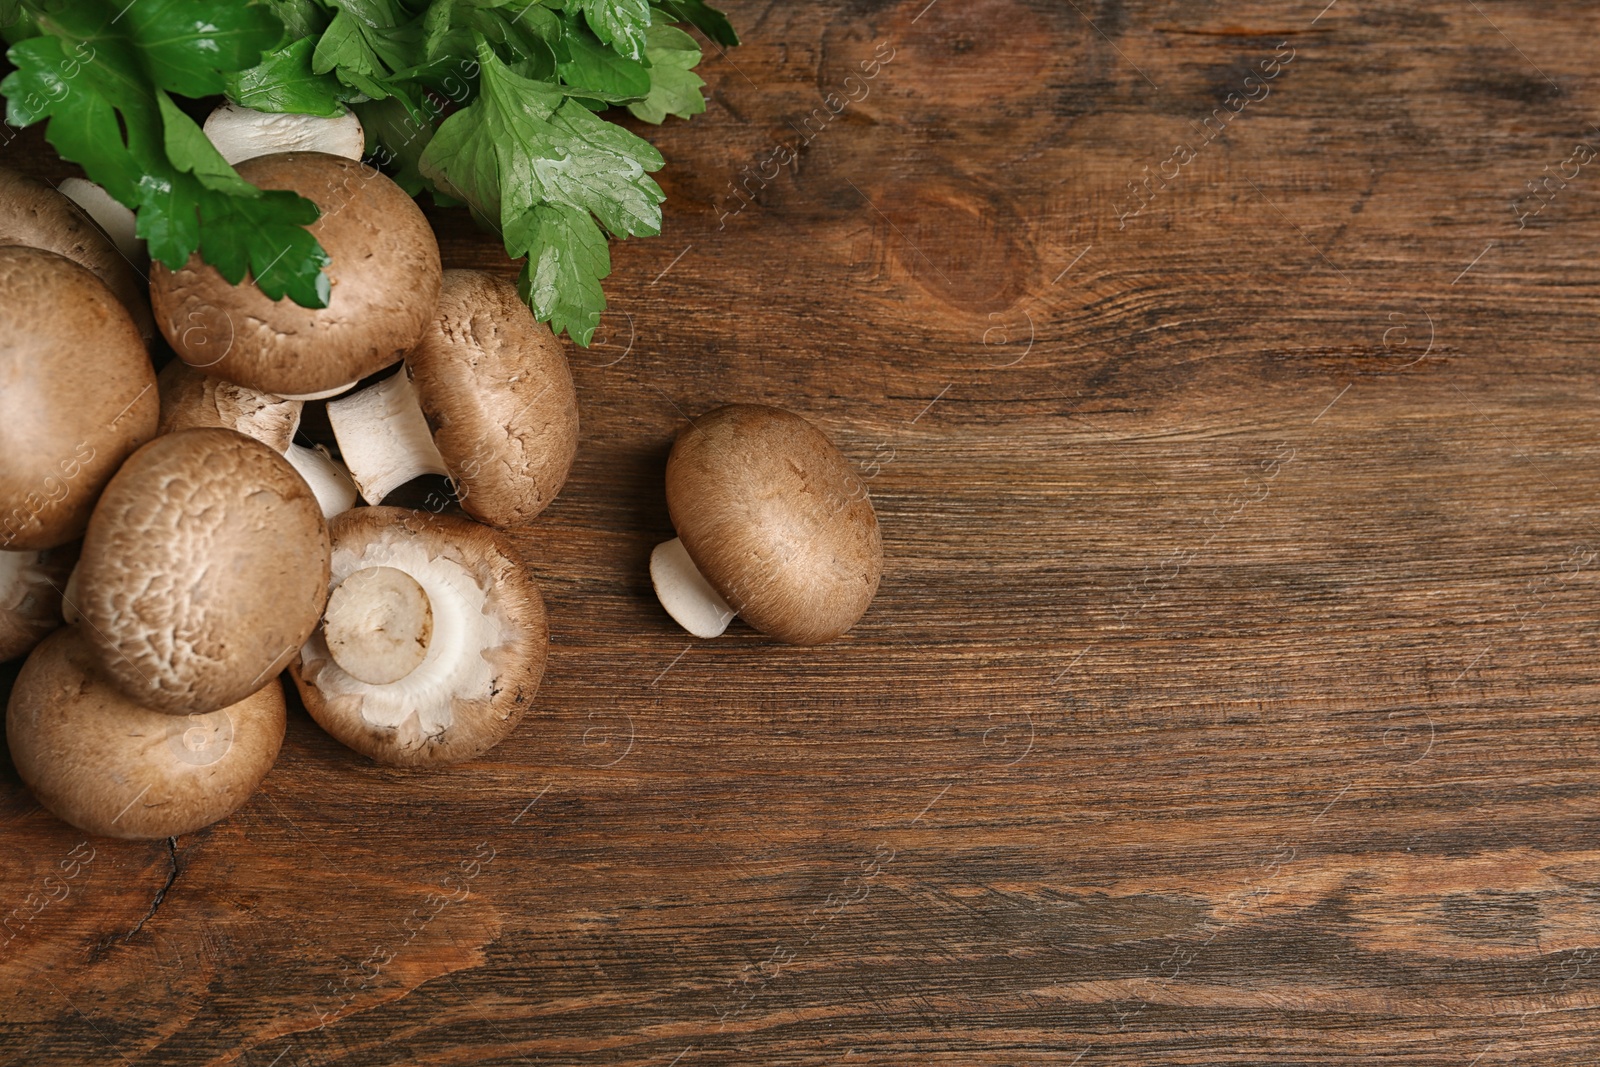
[157,90,260,196]
[419,42,663,342]
[627,22,703,123]
[653,0,737,47]
[557,14,650,99]
[226,37,349,116]
[578,0,650,60]
[199,189,330,306]
[514,201,610,343]
[122,0,282,98]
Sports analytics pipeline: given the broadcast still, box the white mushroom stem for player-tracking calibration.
[650,538,736,639]
[326,369,448,505]
[323,566,433,685]
[204,103,366,165]
[58,178,145,267]
[278,380,362,402]
[0,549,50,613]
[60,561,81,625]
[284,443,359,520]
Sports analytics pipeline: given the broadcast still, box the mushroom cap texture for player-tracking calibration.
[157,359,301,453]
[77,428,331,714]
[0,543,76,661]
[666,405,883,645]
[0,246,159,551]
[149,152,443,396]
[292,507,548,767]
[7,627,285,840]
[0,166,155,341]
[408,270,579,526]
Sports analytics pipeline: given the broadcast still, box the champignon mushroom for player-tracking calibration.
[0,166,154,341]
[325,270,579,524]
[0,246,159,551]
[650,405,882,645]
[149,152,442,397]
[0,545,74,662]
[74,427,331,715]
[204,103,366,166]
[156,360,358,518]
[292,507,548,767]
[6,627,285,839]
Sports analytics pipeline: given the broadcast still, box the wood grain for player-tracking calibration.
[7,0,1600,1063]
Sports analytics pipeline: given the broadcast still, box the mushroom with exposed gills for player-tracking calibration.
[0,246,159,552]
[156,361,358,519]
[292,507,548,767]
[650,405,883,645]
[149,152,442,398]
[326,270,579,524]
[203,103,366,166]
[6,628,286,839]
[0,545,75,661]
[0,166,154,341]
[73,428,331,715]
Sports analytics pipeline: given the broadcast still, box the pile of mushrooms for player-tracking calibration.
[2,103,883,843]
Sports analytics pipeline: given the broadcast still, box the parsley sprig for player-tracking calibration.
[0,0,736,344]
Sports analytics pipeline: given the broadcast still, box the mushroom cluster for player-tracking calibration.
[0,109,574,837]
[3,104,884,842]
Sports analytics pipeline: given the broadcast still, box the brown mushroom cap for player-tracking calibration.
[409,270,579,526]
[291,507,548,767]
[0,246,159,551]
[0,166,155,342]
[157,359,302,452]
[149,152,443,396]
[6,627,285,839]
[75,428,331,714]
[0,544,76,662]
[666,405,883,645]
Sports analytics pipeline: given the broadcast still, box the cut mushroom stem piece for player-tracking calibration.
[284,444,359,520]
[203,104,365,165]
[323,566,434,685]
[326,368,449,504]
[650,538,736,639]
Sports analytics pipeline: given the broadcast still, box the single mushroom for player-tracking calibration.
[0,166,154,341]
[6,627,285,839]
[292,507,548,767]
[57,177,145,268]
[149,152,442,397]
[0,545,75,662]
[326,270,579,524]
[0,246,159,551]
[156,360,358,518]
[204,103,366,166]
[74,427,331,715]
[650,405,883,645]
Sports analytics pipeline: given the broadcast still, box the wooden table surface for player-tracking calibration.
[7,0,1600,1063]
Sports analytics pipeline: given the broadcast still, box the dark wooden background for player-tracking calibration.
[7,0,1600,1062]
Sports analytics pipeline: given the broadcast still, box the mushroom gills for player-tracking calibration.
[203,104,365,165]
[650,538,736,639]
[284,443,359,519]
[303,537,506,737]
[323,566,434,685]
[326,369,450,505]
